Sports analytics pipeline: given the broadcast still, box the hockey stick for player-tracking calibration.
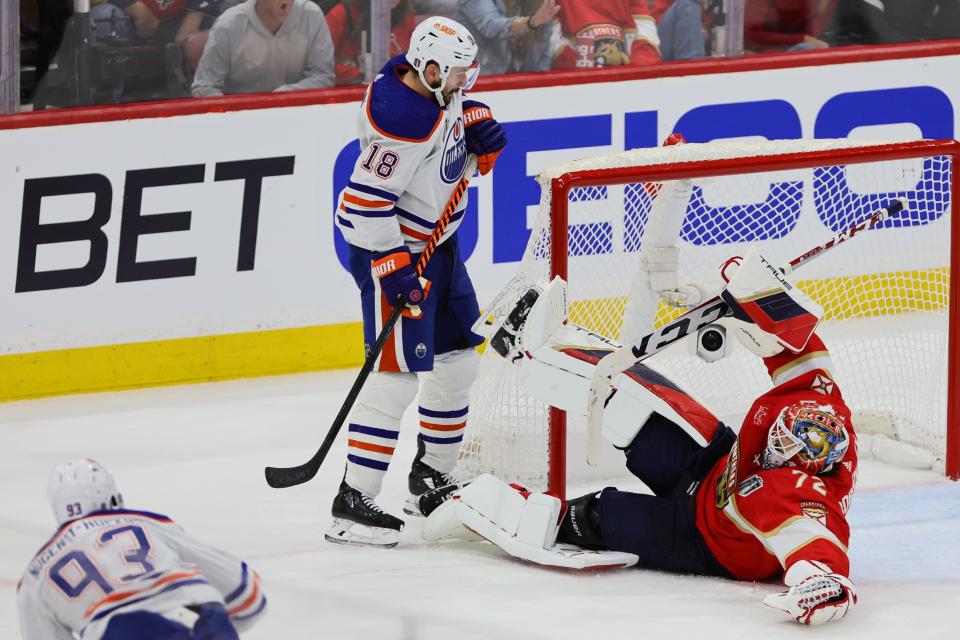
[265,156,478,489]
[584,198,907,464]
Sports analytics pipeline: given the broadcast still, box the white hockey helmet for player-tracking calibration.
[47,458,124,525]
[406,16,478,106]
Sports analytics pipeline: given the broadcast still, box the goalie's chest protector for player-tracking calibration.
[354,56,469,250]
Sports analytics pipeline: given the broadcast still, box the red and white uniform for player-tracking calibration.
[17,509,265,640]
[551,0,660,69]
[695,333,858,581]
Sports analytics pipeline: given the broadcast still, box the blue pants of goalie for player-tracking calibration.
[596,413,737,578]
[102,602,239,640]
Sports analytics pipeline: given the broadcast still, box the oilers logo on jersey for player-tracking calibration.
[441,117,467,184]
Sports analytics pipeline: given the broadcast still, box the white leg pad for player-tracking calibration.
[604,370,711,448]
[452,475,638,570]
[519,276,568,353]
[518,320,705,448]
[421,498,483,542]
[518,322,620,415]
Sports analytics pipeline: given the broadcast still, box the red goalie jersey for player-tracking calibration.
[552,0,660,69]
[695,333,858,581]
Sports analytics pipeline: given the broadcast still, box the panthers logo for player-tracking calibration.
[574,25,630,68]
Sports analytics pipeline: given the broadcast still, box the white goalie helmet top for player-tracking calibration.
[47,458,124,525]
[406,16,478,106]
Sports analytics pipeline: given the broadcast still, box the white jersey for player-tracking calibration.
[335,54,469,254]
[17,509,266,640]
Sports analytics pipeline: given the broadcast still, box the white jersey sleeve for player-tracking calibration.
[151,523,266,630]
[335,55,470,254]
[17,583,75,640]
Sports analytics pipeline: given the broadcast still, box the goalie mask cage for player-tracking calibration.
[457,138,960,498]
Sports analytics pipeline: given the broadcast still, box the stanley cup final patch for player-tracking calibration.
[737,475,764,497]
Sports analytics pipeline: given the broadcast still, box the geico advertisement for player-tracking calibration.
[2,55,958,355]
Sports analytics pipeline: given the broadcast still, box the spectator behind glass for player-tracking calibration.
[411,0,458,18]
[826,0,960,46]
[553,0,660,69]
[90,0,218,44]
[744,0,837,52]
[457,0,560,75]
[649,0,706,60]
[326,0,417,85]
[192,0,335,96]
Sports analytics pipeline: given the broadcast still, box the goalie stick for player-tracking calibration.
[264,156,478,489]
[584,198,907,464]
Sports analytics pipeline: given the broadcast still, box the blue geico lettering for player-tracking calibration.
[332,86,953,272]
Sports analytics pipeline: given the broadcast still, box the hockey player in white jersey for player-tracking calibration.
[328,16,507,548]
[17,459,266,639]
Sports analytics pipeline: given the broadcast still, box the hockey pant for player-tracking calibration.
[347,235,483,373]
[101,602,238,640]
[344,348,479,497]
[518,322,736,576]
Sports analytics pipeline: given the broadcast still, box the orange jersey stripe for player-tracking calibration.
[378,293,401,372]
[419,420,466,432]
[343,192,393,209]
[228,574,261,617]
[348,440,395,455]
[85,570,200,618]
[400,224,432,241]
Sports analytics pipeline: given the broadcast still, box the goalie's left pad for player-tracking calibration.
[762,561,857,626]
[720,247,824,356]
[438,474,639,570]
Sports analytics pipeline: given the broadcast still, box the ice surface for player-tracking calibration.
[1,371,958,639]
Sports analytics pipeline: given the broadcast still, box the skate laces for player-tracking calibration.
[361,494,387,514]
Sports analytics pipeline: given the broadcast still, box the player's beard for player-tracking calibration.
[433,78,458,104]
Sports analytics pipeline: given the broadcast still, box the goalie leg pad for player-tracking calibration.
[455,475,638,570]
[518,275,567,354]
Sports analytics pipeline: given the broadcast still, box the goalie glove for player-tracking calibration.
[763,562,857,626]
[719,248,823,356]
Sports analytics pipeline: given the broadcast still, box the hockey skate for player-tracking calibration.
[489,285,542,361]
[326,481,404,549]
[404,439,464,517]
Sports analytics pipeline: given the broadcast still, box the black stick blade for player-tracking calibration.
[264,463,317,489]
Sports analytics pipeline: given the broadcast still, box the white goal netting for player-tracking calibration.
[456,138,957,493]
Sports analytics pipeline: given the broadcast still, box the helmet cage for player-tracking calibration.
[765,405,849,473]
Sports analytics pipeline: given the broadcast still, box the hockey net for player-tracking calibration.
[456,138,960,497]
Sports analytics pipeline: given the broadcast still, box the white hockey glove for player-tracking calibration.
[719,248,824,356]
[763,562,857,626]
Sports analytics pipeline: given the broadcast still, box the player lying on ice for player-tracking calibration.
[18,459,266,640]
[424,250,859,627]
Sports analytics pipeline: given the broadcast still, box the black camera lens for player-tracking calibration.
[700,329,724,352]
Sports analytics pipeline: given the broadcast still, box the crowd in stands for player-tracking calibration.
[17,0,960,107]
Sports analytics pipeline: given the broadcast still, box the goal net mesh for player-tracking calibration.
[456,139,956,492]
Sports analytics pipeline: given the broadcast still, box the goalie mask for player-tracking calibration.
[764,404,849,474]
[47,458,124,525]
